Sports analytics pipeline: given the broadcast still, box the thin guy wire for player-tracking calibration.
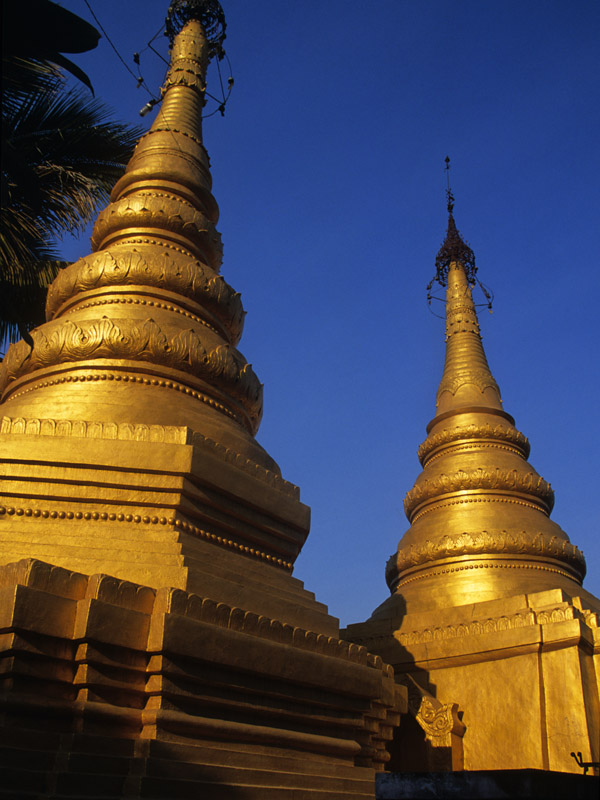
[82,0,157,99]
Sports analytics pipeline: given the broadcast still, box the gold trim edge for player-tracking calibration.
[0,416,299,499]
[0,504,294,571]
[404,467,554,518]
[387,529,585,581]
[418,423,530,465]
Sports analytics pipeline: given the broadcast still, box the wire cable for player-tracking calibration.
[82,0,156,99]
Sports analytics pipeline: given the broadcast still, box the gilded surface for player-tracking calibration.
[90,192,223,269]
[0,11,407,797]
[437,367,501,398]
[383,257,586,608]
[345,221,599,774]
[393,598,599,647]
[0,557,403,790]
[0,14,275,467]
[45,250,242,340]
[418,423,530,464]
[0,14,311,585]
[404,466,554,518]
[0,317,262,430]
[389,529,585,575]
[0,415,300,497]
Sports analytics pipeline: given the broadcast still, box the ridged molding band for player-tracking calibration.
[45,250,244,343]
[404,467,555,520]
[0,318,262,432]
[418,423,530,465]
[386,528,586,585]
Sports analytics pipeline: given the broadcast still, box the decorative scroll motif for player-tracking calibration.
[396,673,465,771]
[389,529,586,578]
[45,250,243,342]
[418,423,530,465]
[90,193,222,270]
[0,318,262,430]
[0,416,299,499]
[437,367,501,398]
[404,467,554,519]
[1,415,189,443]
[394,602,598,647]
[417,698,465,746]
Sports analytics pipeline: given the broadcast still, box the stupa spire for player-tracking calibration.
[0,0,314,588]
[435,213,502,417]
[98,2,224,257]
[344,165,599,779]
[0,0,276,471]
[377,175,587,614]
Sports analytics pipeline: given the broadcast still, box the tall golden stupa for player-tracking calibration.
[345,184,600,776]
[0,3,401,798]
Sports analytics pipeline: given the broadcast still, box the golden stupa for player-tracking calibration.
[0,4,401,798]
[345,191,600,775]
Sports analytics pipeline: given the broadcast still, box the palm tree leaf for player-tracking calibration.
[49,53,94,95]
[3,86,142,236]
[1,4,140,348]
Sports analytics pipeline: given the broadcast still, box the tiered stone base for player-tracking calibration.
[0,559,404,799]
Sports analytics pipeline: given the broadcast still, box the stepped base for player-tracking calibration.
[0,559,405,799]
[0,419,337,633]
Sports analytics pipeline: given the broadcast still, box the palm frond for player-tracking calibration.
[1,68,142,344]
[3,87,142,235]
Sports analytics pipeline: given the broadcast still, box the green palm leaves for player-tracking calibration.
[1,0,141,346]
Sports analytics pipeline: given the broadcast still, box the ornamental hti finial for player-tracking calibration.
[445,155,455,214]
[433,157,476,286]
[165,0,227,59]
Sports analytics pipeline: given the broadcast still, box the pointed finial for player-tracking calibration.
[431,157,476,286]
[445,155,455,213]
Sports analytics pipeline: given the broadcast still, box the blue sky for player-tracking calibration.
[47,0,600,624]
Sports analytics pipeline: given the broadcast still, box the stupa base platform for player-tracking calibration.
[0,559,404,799]
[344,588,600,774]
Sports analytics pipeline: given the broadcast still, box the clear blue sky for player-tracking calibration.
[49,0,600,624]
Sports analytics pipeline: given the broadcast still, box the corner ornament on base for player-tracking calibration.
[397,673,466,771]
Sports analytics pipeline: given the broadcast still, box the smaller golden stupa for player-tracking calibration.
[345,177,600,774]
